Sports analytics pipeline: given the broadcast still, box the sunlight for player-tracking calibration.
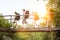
[38,6,46,17]
[37,0,47,18]
[34,0,48,24]
[0,0,48,27]
[25,0,48,27]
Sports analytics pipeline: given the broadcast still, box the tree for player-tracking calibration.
[46,0,60,40]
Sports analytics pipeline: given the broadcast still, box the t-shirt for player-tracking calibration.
[32,13,39,21]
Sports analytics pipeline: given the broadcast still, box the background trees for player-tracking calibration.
[46,0,60,40]
[0,0,60,40]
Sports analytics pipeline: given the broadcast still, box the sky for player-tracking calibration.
[0,0,47,15]
[0,0,48,25]
[0,0,37,15]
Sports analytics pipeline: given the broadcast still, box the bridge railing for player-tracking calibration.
[0,15,60,32]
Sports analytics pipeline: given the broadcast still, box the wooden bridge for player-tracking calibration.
[0,27,60,32]
[0,15,60,32]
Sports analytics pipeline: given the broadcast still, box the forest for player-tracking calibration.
[0,0,60,40]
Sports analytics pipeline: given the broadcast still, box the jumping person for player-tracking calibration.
[22,9,29,24]
[22,9,26,24]
[32,12,39,28]
[14,11,20,29]
[22,9,30,28]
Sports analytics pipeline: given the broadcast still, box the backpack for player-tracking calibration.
[15,13,20,20]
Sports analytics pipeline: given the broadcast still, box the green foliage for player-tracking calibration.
[47,0,60,40]
[0,0,58,40]
[0,14,13,40]
[11,32,54,40]
[0,15,12,28]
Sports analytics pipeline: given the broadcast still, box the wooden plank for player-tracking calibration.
[0,27,60,32]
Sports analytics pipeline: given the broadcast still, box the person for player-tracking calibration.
[45,8,54,28]
[14,11,20,29]
[32,12,39,21]
[48,8,54,28]
[32,12,39,28]
[14,12,20,21]
[22,9,29,24]
[22,9,30,28]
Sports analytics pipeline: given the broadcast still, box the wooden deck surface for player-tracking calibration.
[0,27,60,32]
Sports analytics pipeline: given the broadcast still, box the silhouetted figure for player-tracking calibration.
[14,12,20,21]
[32,12,39,28]
[22,9,29,24]
[14,11,20,29]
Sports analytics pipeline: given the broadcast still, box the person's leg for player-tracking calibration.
[22,20,24,25]
[22,18,26,28]
[16,20,18,29]
[25,19,27,24]
[14,19,18,29]
[33,20,36,28]
[22,18,25,24]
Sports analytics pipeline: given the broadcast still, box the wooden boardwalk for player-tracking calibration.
[0,15,60,32]
[0,27,60,32]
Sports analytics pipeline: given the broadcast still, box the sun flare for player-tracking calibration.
[34,0,48,24]
[36,0,47,18]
